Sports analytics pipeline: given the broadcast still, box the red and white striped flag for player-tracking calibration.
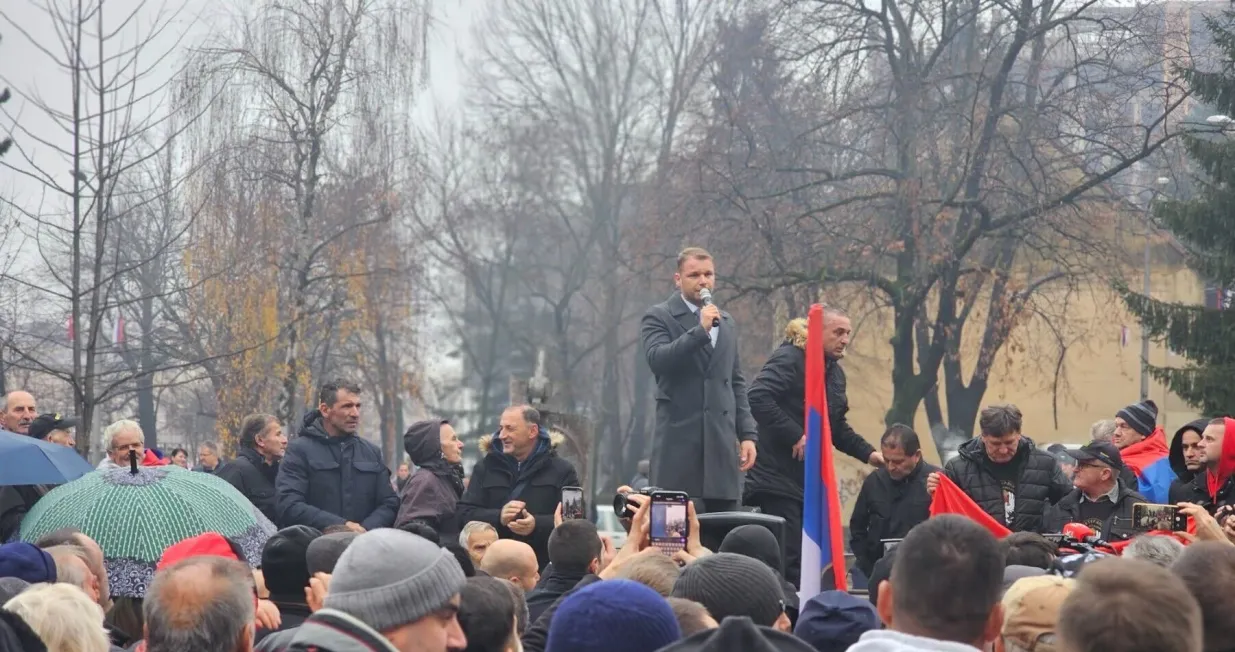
[112,312,125,345]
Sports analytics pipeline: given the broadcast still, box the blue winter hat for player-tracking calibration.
[546,579,680,652]
[0,542,56,584]
[794,590,881,652]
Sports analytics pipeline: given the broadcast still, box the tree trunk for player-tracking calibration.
[886,308,927,427]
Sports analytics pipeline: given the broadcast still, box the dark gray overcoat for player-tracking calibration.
[640,293,758,501]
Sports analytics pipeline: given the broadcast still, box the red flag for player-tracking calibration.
[1109,531,1192,554]
[930,473,1012,539]
[67,315,75,342]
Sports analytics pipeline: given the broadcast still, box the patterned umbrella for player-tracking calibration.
[17,464,276,598]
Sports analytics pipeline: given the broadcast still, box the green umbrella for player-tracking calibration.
[18,464,276,598]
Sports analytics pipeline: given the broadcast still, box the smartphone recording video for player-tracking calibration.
[650,491,690,555]
[561,486,585,520]
[1131,503,1187,532]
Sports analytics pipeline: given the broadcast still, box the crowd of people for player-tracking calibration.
[0,244,1234,650]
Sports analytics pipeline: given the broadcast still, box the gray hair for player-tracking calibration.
[4,582,109,652]
[103,420,144,451]
[822,304,849,319]
[459,521,498,548]
[45,545,91,593]
[199,440,219,454]
[144,556,255,652]
[1123,534,1185,568]
[1090,419,1117,443]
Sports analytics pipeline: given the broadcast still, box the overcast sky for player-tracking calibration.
[0,0,480,210]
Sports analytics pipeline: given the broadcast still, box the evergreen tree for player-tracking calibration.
[0,33,10,158]
[1121,14,1235,415]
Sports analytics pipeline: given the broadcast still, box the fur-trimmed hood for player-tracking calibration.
[785,318,808,350]
[478,428,567,454]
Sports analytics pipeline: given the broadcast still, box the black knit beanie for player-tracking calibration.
[672,552,786,627]
[1116,399,1158,437]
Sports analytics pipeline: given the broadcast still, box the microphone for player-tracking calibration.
[698,288,720,328]
[1062,522,1108,546]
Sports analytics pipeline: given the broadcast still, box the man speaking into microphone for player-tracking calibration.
[640,247,757,513]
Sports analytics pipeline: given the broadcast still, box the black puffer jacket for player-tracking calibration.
[745,322,875,502]
[216,447,280,524]
[943,436,1071,533]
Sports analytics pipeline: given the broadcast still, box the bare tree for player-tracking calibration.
[466,0,731,492]
[0,0,207,457]
[667,0,1193,449]
[196,0,428,431]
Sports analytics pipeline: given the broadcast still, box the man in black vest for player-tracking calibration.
[1043,441,1144,540]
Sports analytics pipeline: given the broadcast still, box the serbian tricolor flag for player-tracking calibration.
[1121,427,1173,504]
[929,473,1012,539]
[799,304,847,600]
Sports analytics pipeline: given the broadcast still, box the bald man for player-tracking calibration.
[1,391,36,435]
[480,539,541,593]
[144,556,257,651]
[0,391,47,542]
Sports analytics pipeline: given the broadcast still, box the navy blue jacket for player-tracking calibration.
[274,412,398,531]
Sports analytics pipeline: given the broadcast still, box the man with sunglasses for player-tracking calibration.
[1043,441,1146,540]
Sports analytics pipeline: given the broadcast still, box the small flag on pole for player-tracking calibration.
[112,312,125,345]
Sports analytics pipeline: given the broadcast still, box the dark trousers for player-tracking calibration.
[747,494,803,588]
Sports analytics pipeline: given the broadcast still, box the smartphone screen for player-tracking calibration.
[1132,503,1187,532]
[650,491,690,555]
[561,486,585,520]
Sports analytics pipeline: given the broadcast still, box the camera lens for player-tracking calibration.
[613,491,631,518]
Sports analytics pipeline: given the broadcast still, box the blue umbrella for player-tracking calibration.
[0,430,94,486]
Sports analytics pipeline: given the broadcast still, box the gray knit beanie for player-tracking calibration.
[1116,399,1158,437]
[672,552,787,627]
[323,528,466,632]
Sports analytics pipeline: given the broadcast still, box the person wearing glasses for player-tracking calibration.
[1042,441,1146,540]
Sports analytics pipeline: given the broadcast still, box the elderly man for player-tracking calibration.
[35,528,111,611]
[0,390,36,435]
[45,544,101,604]
[0,394,67,542]
[1043,441,1144,540]
[457,405,579,570]
[27,413,77,448]
[98,420,146,470]
[143,555,257,652]
[195,440,224,474]
[459,521,499,568]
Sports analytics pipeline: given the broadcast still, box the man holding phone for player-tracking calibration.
[457,405,580,569]
[1043,441,1145,540]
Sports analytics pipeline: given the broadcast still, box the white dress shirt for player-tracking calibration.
[682,295,718,348]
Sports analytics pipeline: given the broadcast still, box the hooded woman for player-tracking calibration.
[394,419,466,534]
